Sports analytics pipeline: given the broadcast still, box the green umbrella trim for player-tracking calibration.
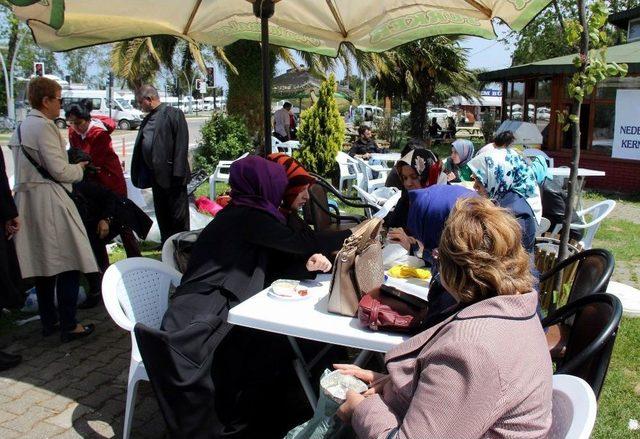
[369,10,495,49]
[9,0,64,30]
[508,0,553,31]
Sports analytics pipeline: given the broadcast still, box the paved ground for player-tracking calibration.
[0,305,167,438]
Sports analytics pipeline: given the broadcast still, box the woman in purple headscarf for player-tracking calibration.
[136,156,332,439]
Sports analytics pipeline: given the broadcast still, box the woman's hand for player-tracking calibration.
[306,253,332,272]
[5,217,19,238]
[97,219,110,239]
[336,390,366,423]
[333,364,387,386]
[446,170,457,182]
[387,228,414,251]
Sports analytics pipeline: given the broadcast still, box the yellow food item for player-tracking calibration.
[388,265,431,279]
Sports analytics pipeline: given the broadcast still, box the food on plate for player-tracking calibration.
[388,265,431,280]
[271,279,300,296]
[298,289,308,297]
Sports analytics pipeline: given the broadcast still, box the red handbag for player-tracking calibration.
[357,286,428,333]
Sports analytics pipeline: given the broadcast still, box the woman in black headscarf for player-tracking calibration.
[384,148,445,230]
[136,156,332,439]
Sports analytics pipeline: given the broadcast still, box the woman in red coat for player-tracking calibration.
[66,100,141,307]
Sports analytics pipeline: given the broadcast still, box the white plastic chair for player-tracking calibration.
[551,200,616,249]
[161,232,182,271]
[336,152,361,190]
[549,374,597,439]
[270,136,282,154]
[277,140,300,156]
[372,190,402,219]
[536,217,551,237]
[208,152,250,199]
[523,148,555,168]
[102,258,182,439]
[353,157,387,193]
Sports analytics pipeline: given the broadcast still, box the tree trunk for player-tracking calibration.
[224,40,276,153]
[553,0,588,302]
[409,100,427,139]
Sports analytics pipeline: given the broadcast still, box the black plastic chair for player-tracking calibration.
[303,173,372,231]
[542,293,622,399]
[539,248,615,305]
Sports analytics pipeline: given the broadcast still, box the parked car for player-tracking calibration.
[58,89,144,130]
[427,107,455,120]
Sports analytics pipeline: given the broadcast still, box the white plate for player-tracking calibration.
[267,288,312,301]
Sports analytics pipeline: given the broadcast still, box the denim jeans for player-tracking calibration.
[35,271,79,332]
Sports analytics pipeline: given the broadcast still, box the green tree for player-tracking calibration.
[508,0,640,66]
[62,47,92,83]
[294,74,345,177]
[223,40,276,144]
[367,37,477,139]
[193,112,253,175]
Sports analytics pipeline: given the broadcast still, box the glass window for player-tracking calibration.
[510,103,523,120]
[592,103,615,153]
[596,76,640,99]
[92,98,102,110]
[511,82,525,99]
[629,18,640,42]
[536,79,552,100]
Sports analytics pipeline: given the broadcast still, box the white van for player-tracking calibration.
[58,89,144,130]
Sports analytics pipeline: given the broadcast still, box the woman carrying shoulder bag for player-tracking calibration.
[9,77,97,343]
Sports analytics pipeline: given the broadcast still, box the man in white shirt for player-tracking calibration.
[273,102,292,142]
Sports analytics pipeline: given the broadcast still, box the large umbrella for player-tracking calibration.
[10,0,552,154]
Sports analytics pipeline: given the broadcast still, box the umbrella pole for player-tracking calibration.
[254,0,276,157]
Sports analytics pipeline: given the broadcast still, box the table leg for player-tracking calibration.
[293,358,317,409]
[354,350,373,367]
[287,336,310,371]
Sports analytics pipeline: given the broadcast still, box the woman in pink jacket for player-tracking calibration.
[336,197,553,439]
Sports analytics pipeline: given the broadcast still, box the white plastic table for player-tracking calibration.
[549,167,606,178]
[228,274,409,407]
[370,152,400,164]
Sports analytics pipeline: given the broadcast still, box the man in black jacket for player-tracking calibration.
[0,152,23,370]
[132,85,191,243]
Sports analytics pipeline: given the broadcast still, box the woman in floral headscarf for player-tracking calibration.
[385,148,445,230]
[467,148,541,253]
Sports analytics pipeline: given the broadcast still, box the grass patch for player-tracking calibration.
[109,241,162,264]
[592,317,640,438]
[592,218,640,264]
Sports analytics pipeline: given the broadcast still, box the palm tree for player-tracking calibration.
[366,37,478,139]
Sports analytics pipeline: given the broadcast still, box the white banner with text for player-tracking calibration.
[612,89,640,160]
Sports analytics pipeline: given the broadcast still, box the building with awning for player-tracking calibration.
[478,8,640,193]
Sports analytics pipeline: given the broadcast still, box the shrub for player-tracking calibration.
[294,74,345,178]
[193,112,253,173]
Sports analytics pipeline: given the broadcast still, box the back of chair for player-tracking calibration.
[103,257,182,332]
[544,294,622,399]
[304,184,333,231]
[568,249,615,304]
[549,375,597,439]
[578,200,616,249]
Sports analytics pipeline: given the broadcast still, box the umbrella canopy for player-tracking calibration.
[11,0,551,157]
[12,0,551,55]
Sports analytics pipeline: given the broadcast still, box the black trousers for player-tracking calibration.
[152,183,189,244]
[35,271,80,332]
[0,236,23,309]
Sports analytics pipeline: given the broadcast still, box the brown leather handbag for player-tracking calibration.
[327,218,385,316]
[357,286,428,333]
